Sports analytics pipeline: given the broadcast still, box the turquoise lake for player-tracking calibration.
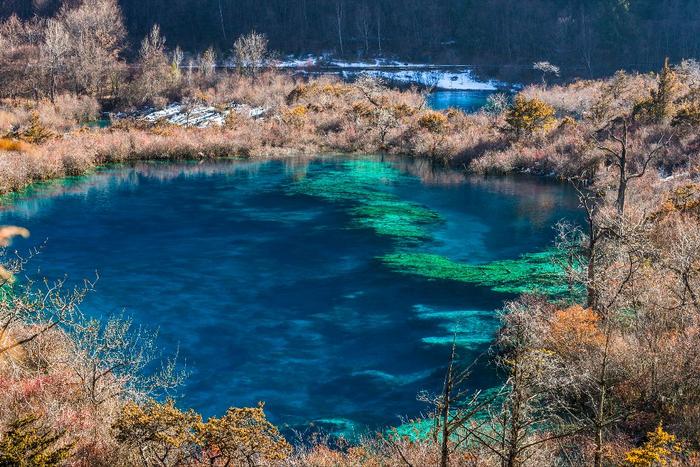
[426,90,498,112]
[0,156,580,438]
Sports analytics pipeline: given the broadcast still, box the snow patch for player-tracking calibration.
[276,55,505,91]
[344,69,500,91]
[117,102,268,128]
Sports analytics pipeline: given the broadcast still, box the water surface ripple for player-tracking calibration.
[0,156,580,438]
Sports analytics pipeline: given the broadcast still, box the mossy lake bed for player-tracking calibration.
[0,155,581,439]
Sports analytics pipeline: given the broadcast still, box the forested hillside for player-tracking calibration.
[3,0,700,76]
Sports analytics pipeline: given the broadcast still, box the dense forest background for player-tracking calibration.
[3,0,700,77]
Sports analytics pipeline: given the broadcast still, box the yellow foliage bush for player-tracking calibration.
[20,113,54,144]
[623,423,682,467]
[548,305,603,352]
[351,101,375,118]
[505,95,556,136]
[634,59,680,123]
[114,399,291,465]
[418,111,448,133]
[671,102,700,128]
[391,102,416,118]
[197,402,291,465]
[288,82,351,103]
[649,58,680,122]
[321,83,351,97]
[0,415,73,466]
[114,399,201,464]
[283,105,309,127]
[656,183,700,218]
[224,110,243,129]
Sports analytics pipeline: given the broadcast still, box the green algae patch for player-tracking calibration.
[290,157,576,296]
[290,159,442,241]
[381,249,572,295]
[350,200,441,239]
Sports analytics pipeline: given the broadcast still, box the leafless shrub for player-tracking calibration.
[233,31,269,77]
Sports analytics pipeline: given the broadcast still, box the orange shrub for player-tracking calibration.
[0,138,28,152]
[548,305,603,353]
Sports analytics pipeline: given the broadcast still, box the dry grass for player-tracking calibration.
[0,68,697,199]
[0,95,100,136]
[204,70,298,108]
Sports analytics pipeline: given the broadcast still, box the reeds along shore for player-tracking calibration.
[0,58,699,196]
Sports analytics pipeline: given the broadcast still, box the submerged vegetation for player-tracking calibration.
[290,159,442,241]
[0,0,700,466]
[381,250,572,296]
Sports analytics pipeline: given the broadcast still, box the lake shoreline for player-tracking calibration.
[0,72,591,200]
[0,156,579,440]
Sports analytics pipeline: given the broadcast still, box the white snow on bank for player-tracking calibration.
[328,59,436,69]
[275,55,506,91]
[344,69,500,91]
[277,55,457,70]
[119,103,268,128]
[276,56,319,68]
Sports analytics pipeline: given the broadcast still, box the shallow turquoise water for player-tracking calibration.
[426,90,498,112]
[0,157,580,438]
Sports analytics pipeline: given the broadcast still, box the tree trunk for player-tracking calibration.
[594,329,611,467]
[440,344,455,467]
[440,394,450,467]
[616,164,627,215]
[376,5,382,54]
[336,1,344,55]
[587,235,597,310]
[218,0,227,41]
[505,356,522,467]
[594,422,604,467]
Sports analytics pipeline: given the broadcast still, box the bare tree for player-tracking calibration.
[200,47,217,80]
[0,15,45,99]
[66,312,185,408]
[418,341,498,467]
[533,61,560,86]
[233,31,268,77]
[132,24,170,106]
[170,45,184,84]
[596,117,672,215]
[57,0,126,97]
[356,2,371,55]
[375,3,382,54]
[561,179,606,310]
[40,18,70,102]
[217,0,227,41]
[0,227,87,359]
[467,298,578,467]
[335,0,344,56]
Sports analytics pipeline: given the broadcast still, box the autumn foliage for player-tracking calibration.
[547,305,603,355]
[505,95,556,137]
[623,424,682,467]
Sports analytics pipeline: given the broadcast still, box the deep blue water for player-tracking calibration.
[0,157,579,437]
[426,90,497,112]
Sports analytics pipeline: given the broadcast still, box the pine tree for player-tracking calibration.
[649,58,679,122]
